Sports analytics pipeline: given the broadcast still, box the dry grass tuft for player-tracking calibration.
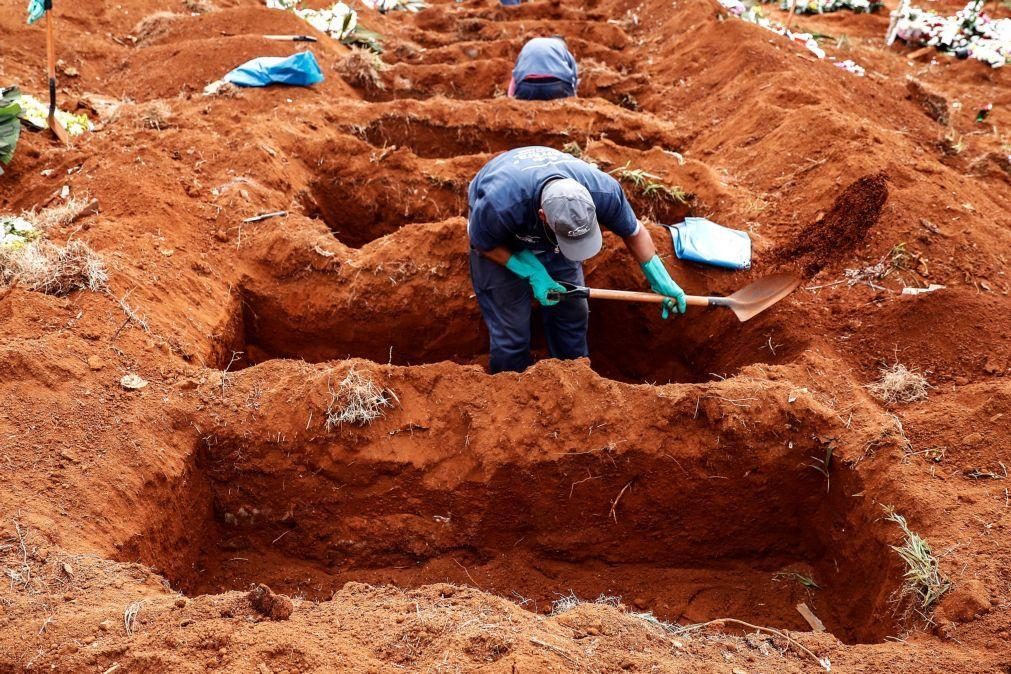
[550,592,622,615]
[132,12,181,46]
[182,0,215,14]
[325,367,398,430]
[868,363,930,404]
[884,506,951,613]
[27,195,94,231]
[549,592,580,615]
[136,101,173,130]
[203,81,241,98]
[336,48,387,90]
[0,239,107,296]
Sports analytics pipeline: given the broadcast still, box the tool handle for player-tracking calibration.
[46,15,56,78]
[546,280,588,303]
[46,10,57,118]
[588,287,711,306]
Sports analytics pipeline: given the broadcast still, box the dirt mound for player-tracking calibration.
[777,172,890,276]
[247,583,294,620]
[840,287,1011,383]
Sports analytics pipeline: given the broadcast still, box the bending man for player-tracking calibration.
[508,37,578,100]
[468,146,686,374]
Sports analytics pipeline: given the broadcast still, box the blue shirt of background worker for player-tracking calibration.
[508,37,579,101]
[467,147,688,373]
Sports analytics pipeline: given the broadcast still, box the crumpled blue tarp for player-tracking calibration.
[26,0,45,24]
[668,217,752,270]
[224,51,324,87]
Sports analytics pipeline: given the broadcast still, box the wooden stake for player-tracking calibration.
[796,602,826,632]
[886,0,910,45]
[785,0,800,31]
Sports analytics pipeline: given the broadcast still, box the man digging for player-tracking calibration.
[468,146,687,373]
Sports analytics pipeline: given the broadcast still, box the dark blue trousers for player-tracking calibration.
[469,248,589,373]
[513,78,575,101]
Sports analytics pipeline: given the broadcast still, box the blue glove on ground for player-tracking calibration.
[27,0,45,24]
[505,250,566,306]
[640,254,687,319]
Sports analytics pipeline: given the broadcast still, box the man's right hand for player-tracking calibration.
[505,250,566,306]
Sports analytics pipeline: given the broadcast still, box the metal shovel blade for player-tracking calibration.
[46,10,71,146]
[48,107,70,145]
[721,273,800,322]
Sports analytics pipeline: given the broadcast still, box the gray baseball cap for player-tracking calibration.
[540,178,602,261]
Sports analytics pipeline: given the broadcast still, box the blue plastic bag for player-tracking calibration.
[224,52,324,87]
[669,217,751,270]
[26,0,45,24]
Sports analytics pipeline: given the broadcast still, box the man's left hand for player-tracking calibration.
[640,255,687,319]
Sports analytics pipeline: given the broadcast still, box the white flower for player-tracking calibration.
[18,95,92,136]
[295,2,358,40]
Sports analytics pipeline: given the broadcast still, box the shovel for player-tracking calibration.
[548,273,800,322]
[44,0,70,146]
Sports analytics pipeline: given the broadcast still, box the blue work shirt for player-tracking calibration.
[468,147,639,253]
[512,38,579,92]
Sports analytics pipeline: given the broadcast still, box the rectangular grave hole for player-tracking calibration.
[217,280,806,386]
[119,437,904,645]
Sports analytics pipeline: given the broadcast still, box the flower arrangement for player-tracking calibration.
[0,215,37,249]
[777,0,883,15]
[717,0,867,74]
[893,0,1009,68]
[18,94,93,136]
[361,0,427,12]
[266,1,383,52]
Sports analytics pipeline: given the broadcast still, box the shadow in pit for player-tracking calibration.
[299,154,474,249]
[344,59,647,111]
[117,436,903,645]
[352,114,667,160]
[300,145,693,248]
[222,281,806,386]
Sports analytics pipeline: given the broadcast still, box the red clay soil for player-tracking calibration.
[0,0,1010,671]
[777,171,890,276]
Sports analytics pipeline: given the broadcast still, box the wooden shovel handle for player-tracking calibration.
[587,288,710,306]
[46,13,57,80]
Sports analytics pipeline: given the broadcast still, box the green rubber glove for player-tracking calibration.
[640,254,687,319]
[505,250,566,306]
